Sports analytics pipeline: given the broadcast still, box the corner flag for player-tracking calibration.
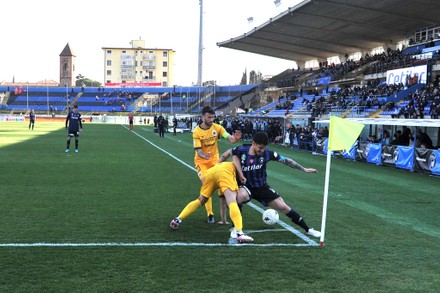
[328,116,365,151]
[320,116,364,247]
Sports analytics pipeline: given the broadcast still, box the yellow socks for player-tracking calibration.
[228,202,243,231]
[205,196,213,216]
[178,199,202,220]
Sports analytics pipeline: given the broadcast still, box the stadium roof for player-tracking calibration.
[217,0,440,63]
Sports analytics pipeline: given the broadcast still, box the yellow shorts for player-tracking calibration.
[195,161,216,181]
[200,162,238,198]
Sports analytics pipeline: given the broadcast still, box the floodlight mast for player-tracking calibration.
[197,0,203,86]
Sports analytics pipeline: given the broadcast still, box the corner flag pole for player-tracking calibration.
[319,145,332,246]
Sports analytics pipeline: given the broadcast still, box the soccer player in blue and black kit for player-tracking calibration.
[65,105,83,153]
[29,109,36,130]
[220,131,321,238]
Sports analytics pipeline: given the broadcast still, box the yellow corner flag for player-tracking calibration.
[328,116,364,151]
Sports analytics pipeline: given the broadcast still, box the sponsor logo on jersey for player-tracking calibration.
[242,164,263,172]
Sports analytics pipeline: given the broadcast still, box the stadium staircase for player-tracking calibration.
[213,87,258,116]
[66,92,83,111]
[2,91,13,106]
[340,106,355,118]
[368,107,383,118]
[132,93,154,112]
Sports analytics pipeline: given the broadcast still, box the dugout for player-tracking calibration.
[313,118,440,176]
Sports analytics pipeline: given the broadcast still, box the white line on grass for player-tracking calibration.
[0,242,317,248]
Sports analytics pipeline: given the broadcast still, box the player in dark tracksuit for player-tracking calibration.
[65,105,83,153]
[157,113,165,137]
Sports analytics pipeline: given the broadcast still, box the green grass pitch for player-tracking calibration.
[1,121,439,292]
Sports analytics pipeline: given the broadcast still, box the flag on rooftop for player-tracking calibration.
[328,116,364,151]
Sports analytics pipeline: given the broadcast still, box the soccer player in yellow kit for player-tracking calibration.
[193,106,241,223]
[169,162,253,243]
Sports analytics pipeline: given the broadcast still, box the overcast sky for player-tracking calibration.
[1,0,302,86]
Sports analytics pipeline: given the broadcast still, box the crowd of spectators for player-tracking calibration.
[266,74,440,121]
[273,48,426,91]
[362,48,434,75]
[389,79,440,119]
[297,82,407,117]
[219,116,284,143]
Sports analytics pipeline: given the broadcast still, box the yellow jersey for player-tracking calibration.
[193,123,228,166]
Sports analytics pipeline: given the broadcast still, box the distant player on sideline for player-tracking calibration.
[157,113,165,137]
[128,113,134,130]
[65,105,83,153]
[193,106,241,224]
[170,162,253,243]
[219,131,321,238]
[29,109,35,130]
[172,115,178,135]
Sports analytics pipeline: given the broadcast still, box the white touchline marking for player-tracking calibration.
[129,126,196,171]
[0,242,318,248]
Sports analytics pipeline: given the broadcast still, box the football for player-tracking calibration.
[262,209,279,225]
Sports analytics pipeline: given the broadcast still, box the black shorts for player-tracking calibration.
[241,185,280,207]
[68,130,80,137]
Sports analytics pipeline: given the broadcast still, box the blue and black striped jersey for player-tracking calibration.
[66,111,82,132]
[232,145,283,188]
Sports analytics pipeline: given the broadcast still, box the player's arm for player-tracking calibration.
[230,147,246,183]
[278,155,318,173]
[222,130,241,143]
[232,155,247,184]
[195,148,211,160]
[65,115,69,129]
[218,148,232,163]
[79,116,83,131]
[193,131,211,159]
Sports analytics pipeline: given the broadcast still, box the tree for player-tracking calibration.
[75,74,102,87]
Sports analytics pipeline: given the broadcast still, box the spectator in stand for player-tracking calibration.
[391,130,402,145]
[288,123,296,148]
[401,127,412,145]
[244,119,253,141]
[417,129,433,149]
[382,130,391,145]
